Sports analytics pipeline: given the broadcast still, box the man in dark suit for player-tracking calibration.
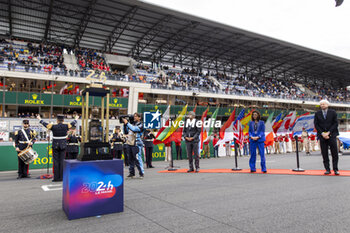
[183,111,201,172]
[314,99,339,175]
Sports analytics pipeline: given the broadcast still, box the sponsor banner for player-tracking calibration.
[0,143,53,171]
[0,92,128,109]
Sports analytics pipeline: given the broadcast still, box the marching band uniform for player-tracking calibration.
[39,115,77,182]
[143,129,155,168]
[291,135,296,152]
[203,136,211,159]
[225,141,231,156]
[301,129,310,154]
[310,134,316,151]
[278,135,285,153]
[274,136,280,154]
[111,127,125,159]
[66,127,81,159]
[298,136,304,151]
[285,135,292,153]
[212,134,219,158]
[14,119,37,179]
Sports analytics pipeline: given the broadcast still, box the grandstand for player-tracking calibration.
[1,1,350,232]
[0,0,350,139]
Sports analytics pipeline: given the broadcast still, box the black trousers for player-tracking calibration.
[66,152,78,160]
[53,148,66,181]
[176,145,182,160]
[123,145,129,166]
[113,148,122,159]
[320,137,339,171]
[145,146,153,168]
[186,141,199,170]
[126,145,142,176]
[17,155,29,177]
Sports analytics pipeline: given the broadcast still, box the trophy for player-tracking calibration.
[77,74,113,161]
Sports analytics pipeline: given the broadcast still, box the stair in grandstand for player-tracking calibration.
[63,52,79,71]
[208,76,223,89]
[294,82,317,97]
[104,54,137,74]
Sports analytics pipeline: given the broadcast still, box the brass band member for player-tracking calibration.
[143,129,155,168]
[38,114,78,182]
[14,119,37,179]
[110,126,125,159]
[66,125,81,159]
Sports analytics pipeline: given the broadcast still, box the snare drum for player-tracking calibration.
[18,147,38,164]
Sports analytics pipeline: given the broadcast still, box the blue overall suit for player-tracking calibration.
[248,120,266,172]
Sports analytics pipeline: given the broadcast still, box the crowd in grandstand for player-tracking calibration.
[0,39,68,75]
[0,39,348,103]
[75,48,110,72]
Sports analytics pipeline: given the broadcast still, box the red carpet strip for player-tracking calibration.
[158,169,350,176]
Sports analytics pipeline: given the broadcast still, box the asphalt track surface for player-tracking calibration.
[1,152,350,233]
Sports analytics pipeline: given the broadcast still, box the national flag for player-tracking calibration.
[265,112,275,133]
[264,132,274,147]
[215,108,236,146]
[272,113,283,133]
[59,84,68,94]
[233,109,245,145]
[291,114,315,136]
[192,104,197,113]
[219,108,236,140]
[338,132,350,148]
[169,104,197,145]
[153,105,171,145]
[163,104,188,141]
[199,107,209,151]
[277,111,296,134]
[120,88,129,97]
[169,124,183,144]
[241,109,254,134]
[289,112,310,130]
[204,107,219,142]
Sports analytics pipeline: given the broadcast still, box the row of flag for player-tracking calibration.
[153,105,316,151]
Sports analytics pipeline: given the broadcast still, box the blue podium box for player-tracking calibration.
[63,159,124,220]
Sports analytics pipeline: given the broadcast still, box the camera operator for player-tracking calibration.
[122,112,145,178]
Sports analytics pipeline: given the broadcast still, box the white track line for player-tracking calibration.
[41,184,62,191]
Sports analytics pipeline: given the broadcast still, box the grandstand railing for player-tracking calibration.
[0,65,349,105]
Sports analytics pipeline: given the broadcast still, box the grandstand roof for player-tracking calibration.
[0,0,349,83]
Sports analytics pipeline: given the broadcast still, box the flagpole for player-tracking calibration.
[166,102,177,171]
[167,141,178,171]
[292,135,305,172]
[232,138,242,171]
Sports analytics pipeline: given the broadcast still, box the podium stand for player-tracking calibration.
[63,159,124,220]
